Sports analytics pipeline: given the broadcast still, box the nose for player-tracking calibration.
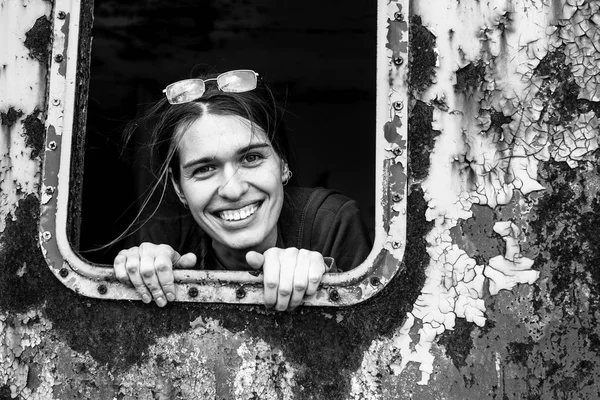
[217,165,248,200]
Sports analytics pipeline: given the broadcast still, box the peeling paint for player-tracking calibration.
[23,16,52,65]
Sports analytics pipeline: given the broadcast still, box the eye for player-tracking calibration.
[242,153,264,165]
[192,165,216,177]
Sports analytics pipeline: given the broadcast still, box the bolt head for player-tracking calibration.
[370,276,381,287]
[54,54,64,63]
[59,268,69,277]
[393,147,402,156]
[236,287,246,299]
[329,289,340,302]
[392,193,402,202]
[392,241,401,249]
[57,11,66,19]
[52,98,60,106]
[48,141,57,150]
[393,101,404,111]
[42,231,52,241]
[394,11,404,21]
[393,56,404,66]
[97,284,107,295]
[188,287,199,298]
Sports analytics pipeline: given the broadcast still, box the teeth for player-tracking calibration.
[219,203,258,221]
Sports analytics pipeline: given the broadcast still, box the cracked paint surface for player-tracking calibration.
[384,0,600,388]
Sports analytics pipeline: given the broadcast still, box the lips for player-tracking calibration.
[216,202,260,221]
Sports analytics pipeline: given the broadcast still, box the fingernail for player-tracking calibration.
[156,297,166,307]
[166,293,175,301]
[142,294,151,303]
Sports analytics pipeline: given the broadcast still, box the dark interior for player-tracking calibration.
[80,0,377,263]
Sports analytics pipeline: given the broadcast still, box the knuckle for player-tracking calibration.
[155,262,172,273]
[278,287,292,297]
[140,265,155,279]
[265,280,278,290]
[293,283,307,292]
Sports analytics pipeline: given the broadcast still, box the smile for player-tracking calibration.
[217,202,260,221]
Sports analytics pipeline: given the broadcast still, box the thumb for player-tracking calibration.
[173,252,197,269]
[245,251,265,270]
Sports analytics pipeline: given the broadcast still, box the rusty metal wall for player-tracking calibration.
[1,0,599,399]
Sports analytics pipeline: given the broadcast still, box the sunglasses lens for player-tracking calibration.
[165,79,205,104]
[217,70,257,93]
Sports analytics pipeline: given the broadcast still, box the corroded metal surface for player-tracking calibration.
[1,0,599,398]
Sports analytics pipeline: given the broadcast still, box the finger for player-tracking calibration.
[124,248,152,303]
[305,252,326,296]
[262,249,281,308]
[139,245,167,307]
[154,247,176,303]
[245,251,265,270]
[173,252,197,269]
[275,248,298,312]
[113,251,132,287]
[288,249,311,310]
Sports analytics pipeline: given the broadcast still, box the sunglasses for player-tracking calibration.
[163,69,259,105]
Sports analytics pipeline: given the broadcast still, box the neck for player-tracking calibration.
[211,228,278,270]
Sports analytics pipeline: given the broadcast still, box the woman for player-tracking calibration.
[113,69,372,310]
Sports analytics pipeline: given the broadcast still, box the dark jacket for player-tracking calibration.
[137,187,372,271]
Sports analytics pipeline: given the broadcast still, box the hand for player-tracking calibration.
[113,243,197,307]
[246,247,329,311]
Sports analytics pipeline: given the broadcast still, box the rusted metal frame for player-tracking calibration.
[39,0,409,305]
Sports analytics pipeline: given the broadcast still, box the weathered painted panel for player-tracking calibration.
[0,0,599,399]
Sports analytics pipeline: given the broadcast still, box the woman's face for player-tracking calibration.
[172,113,287,253]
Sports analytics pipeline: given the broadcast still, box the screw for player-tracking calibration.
[394,11,404,21]
[188,287,199,298]
[52,98,60,106]
[45,186,55,195]
[97,284,107,295]
[393,147,402,156]
[329,289,340,302]
[236,287,246,299]
[59,268,69,278]
[392,241,401,249]
[48,141,57,150]
[57,11,66,20]
[392,193,402,202]
[393,56,404,66]
[370,276,381,287]
[393,101,404,111]
[54,54,63,63]
[42,231,52,241]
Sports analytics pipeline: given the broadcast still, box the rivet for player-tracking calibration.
[393,56,404,66]
[54,54,63,63]
[52,98,60,106]
[394,11,404,21]
[57,11,66,20]
[370,276,381,287]
[393,101,404,111]
[393,147,403,156]
[236,287,246,299]
[97,284,107,295]
[392,193,402,202]
[59,268,69,278]
[45,186,55,195]
[42,231,52,241]
[392,241,401,249]
[188,287,199,298]
[329,289,340,302]
[48,141,57,150]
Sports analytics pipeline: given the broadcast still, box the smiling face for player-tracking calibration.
[171,113,288,255]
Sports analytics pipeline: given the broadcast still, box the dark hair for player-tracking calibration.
[106,70,294,250]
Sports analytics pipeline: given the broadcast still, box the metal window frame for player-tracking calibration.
[40,0,409,306]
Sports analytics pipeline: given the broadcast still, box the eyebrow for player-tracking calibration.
[181,143,272,170]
